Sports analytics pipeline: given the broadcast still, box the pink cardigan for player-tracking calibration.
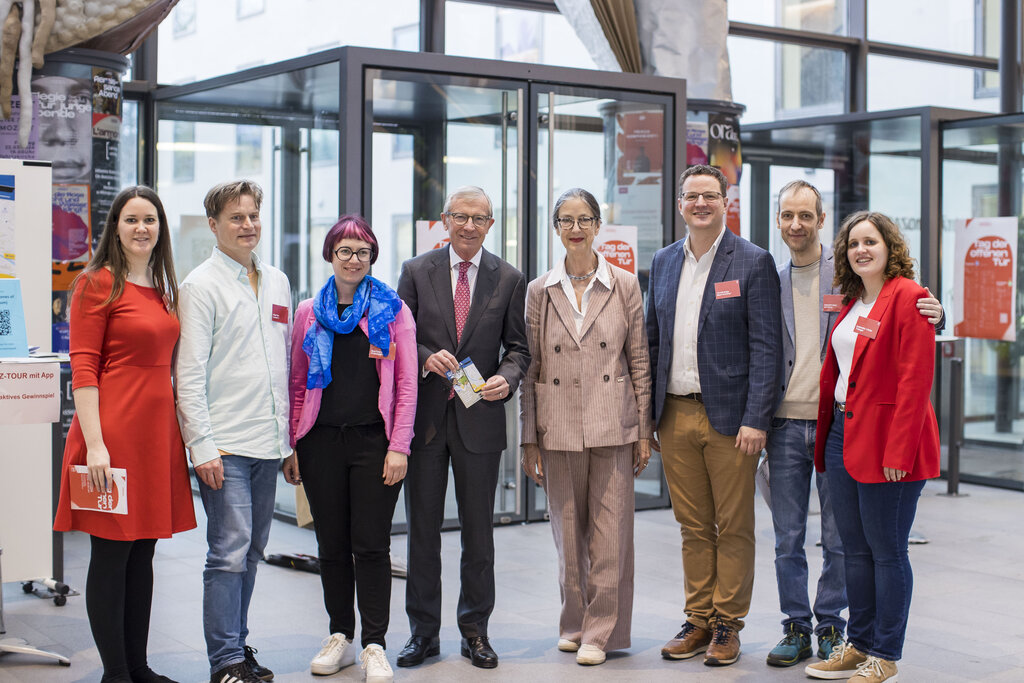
[289,297,418,454]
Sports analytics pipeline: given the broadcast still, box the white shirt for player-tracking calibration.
[831,297,876,403]
[668,228,726,395]
[448,246,483,300]
[175,247,292,466]
[544,252,611,335]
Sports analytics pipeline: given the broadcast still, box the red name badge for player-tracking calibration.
[714,280,741,299]
[853,316,879,339]
[822,294,844,313]
[369,342,396,361]
[271,304,288,323]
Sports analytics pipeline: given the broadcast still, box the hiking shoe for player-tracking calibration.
[210,662,260,683]
[360,644,394,682]
[766,624,811,666]
[310,633,355,675]
[660,622,711,660]
[704,622,740,666]
[805,641,868,679]
[243,646,273,681]
[817,626,844,660]
[852,656,898,682]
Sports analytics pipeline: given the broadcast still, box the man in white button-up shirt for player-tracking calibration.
[175,180,292,683]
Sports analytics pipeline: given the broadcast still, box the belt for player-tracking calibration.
[670,392,703,403]
[835,401,847,413]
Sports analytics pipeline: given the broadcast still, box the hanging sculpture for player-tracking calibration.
[0,0,178,148]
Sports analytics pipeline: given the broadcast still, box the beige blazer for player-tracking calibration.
[520,262,652,452]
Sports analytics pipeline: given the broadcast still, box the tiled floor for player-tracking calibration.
[2,479,1022,682]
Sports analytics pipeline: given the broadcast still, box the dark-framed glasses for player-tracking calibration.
[681,191,724,204]
[334,246,373,262]
[444,212,492,228]
[555,216,599,230]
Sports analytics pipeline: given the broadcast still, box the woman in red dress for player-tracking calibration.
[54,186,196,683]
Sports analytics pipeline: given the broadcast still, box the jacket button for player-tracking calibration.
[603,375,610,382]
[788,360,793,366]
[554,345,561,353]
[849,381,856,389]
[553,378,560,385]
[600,341,607,348]
[846,411,853,419]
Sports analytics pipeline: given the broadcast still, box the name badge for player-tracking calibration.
[271,304,288,323]
[369,342,396,360]
[714,280,741,299]
[853,316,879,339]
[822,294,843,313]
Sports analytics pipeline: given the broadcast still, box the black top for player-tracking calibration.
[315,306,383,428]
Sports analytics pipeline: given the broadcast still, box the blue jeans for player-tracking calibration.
[824,411,924,661]
[767,418,846,635]
[197,455,278,672]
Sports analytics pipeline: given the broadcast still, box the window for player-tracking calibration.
[172,121,195,183]
[172,0,196,37]
[237,0,265,20]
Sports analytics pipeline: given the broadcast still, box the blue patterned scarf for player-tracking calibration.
[302,275,402,389]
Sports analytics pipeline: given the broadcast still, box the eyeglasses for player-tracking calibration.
[444,212,492,228]
[334,246,373,262]
[555,216,599,230]
[681,191,725,204]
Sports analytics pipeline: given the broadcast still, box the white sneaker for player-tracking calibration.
[360,644,394,682]
[576,643,606,665]
[310,633,355,675]
[557,638,580,652]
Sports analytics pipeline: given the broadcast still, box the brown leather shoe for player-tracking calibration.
[660,622,711,660]
[704,622,740,666]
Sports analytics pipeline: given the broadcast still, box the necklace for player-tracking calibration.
[567,267,597,281]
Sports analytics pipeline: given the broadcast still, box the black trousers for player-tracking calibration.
[297,423,402,648]
[404,404,501,639]
[86,536,158,680]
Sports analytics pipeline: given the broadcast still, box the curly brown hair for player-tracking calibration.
[833,210,916,303]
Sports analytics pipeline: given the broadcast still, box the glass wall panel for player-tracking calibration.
[941,120,1024,488]
[158,0,419,84]
[445,1,596,69]
[868,0,978,54]
[868,56,998,113]
[120,99,139,188]
[729,0,847,34]
[729,36,846,124]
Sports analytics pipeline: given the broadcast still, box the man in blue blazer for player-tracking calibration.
[647,164,782,667]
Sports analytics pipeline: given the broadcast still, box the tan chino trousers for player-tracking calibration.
[659,395,757,631]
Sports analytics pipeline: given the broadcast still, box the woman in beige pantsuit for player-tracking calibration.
[520,187,653,666]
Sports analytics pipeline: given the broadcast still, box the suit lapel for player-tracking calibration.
[698,229,735,335]
[819,252,836,359]
[779,262,795,349]
[457,249,498,353]
[850,278,896,378]
[547,281,582,347]
[657,241,686,336]
[428,247,458,347]
[578,277,612,341]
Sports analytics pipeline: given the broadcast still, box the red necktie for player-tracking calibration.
[450,261,471,399]
[454,261,471,342]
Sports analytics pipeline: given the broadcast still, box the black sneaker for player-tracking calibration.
[210,662,259,683]
[243,646,274,682]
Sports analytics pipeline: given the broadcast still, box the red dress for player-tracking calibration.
[53,269,197,540]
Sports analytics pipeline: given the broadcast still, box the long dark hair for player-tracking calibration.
[76,186,178,311]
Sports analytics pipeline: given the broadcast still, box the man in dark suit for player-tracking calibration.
[395,186,529,670]
[647,164,782,667]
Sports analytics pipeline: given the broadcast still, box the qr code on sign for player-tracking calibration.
[0,309,10,336]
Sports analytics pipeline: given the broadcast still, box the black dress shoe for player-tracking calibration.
[461,636,498,669]
[396,635,440,667]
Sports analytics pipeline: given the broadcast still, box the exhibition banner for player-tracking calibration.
[415,219,449,255]
[0,278,28,356]
[594,224,638,274]
[953,216,1019,342]
[0,360,60,424]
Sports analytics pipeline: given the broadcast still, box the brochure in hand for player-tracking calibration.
[446,356,487,408]
[69,465,128,515]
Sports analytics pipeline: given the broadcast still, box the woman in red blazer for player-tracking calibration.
[806,211,939,683]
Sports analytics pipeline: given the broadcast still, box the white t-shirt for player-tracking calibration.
[831,297,876,403]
